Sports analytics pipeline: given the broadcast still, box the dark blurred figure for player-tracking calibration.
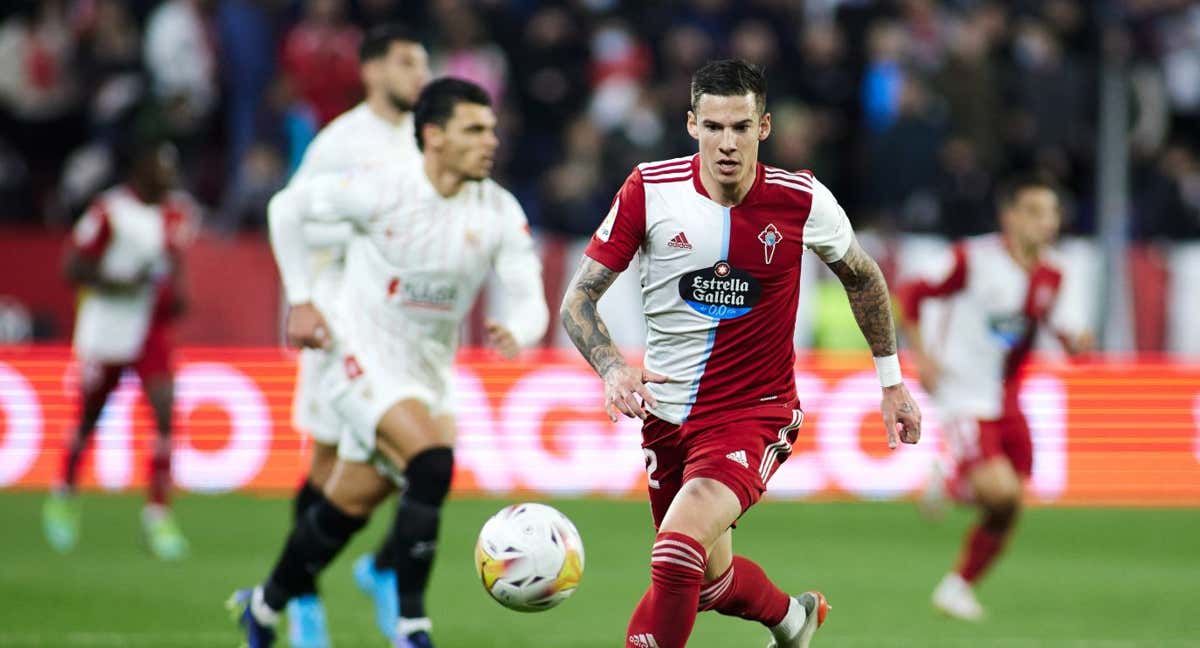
[866,76,946,232]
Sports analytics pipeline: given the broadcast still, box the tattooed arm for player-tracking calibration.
[826,238,922,446]
[825,238,898,357]
[560,257,667,421]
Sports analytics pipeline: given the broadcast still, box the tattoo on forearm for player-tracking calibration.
[561,258,625,377]
[826,241,898,357]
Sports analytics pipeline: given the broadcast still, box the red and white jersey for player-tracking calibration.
[585,154,854,424]
[70,185,195,363]
[898,233,1070,419]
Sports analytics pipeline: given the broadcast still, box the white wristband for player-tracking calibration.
[873,354,903,388]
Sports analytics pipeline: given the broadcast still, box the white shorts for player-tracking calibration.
[328,344,454,484]
[291,348,343,446]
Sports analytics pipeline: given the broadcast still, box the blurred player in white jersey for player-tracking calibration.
[562,59,921,648]
[230,78,547,648]
[44,138,197,561]
[897,175,1092,620]
[279,24,429,647]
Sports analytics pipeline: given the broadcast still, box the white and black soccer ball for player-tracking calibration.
[474,502,585,612]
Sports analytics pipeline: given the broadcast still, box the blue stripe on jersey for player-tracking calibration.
[681,206,732,422]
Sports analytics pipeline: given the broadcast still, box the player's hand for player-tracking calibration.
[286,303,331,350]
[881,383,921,449]
[1066,331,1095,356]
[601,365,669,422]
[485,318,520,360]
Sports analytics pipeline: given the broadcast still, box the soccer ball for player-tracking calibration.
[474,502,585,612]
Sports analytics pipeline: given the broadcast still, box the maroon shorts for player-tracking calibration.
[79,325,174,403]
[641,398,804,528]
[944,412,1033,479]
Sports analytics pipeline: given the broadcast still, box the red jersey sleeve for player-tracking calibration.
[71,200,113,260]
[584,167,646,272]
[897,241,968,322]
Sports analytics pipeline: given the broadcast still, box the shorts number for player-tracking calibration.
[643,448,660,489]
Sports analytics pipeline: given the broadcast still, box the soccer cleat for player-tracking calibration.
[767,591,830,648]
[226,588,277,648]
[932,572,984,621]
[285,594,331,648]
[918,460,948,522]
[142,505,189,561]
[353,554,399,640]
[395,618,434,648]
[43,491,80,553]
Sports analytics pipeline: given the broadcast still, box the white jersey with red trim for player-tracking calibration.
[898,233,1071,419]
[70,185,195,363]
[290,104,419,314]
[585,154,854,424]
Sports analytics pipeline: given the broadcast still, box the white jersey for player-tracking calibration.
[70,185,195,363]
[585,155,853,424]
[899,233,1075,419]
[270,163,548,390]
[289,103,420,314]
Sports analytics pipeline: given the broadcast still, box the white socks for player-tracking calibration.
[397,616,433,638]
[769,597,806,641]
[250,586,281,627]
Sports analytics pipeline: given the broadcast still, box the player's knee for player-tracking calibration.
[308,444,338,488]
[403,446,454,508]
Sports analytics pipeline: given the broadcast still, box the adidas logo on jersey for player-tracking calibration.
[629,633,661,648]
[667,232,693,250]
[726,450,749,469]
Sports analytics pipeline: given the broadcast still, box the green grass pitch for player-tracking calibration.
[0,492,1197,647]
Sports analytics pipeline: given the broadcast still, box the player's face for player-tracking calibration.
[1002,187,1061,250]
[687,92,771,190]
[366,41,430,112]
[433,102,499,181]
[144,143,180,195]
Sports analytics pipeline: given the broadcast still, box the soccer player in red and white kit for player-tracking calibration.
[44,138,197,561]
[897,175,1092,621]
[561,59,922,648]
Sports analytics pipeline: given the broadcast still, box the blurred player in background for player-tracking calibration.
[278,24,429,647]
[897,175,1092,621]
[231,78,547,648]
[43,137,197,561]
[561,59,921,648]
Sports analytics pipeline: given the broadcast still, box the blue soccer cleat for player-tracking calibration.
[353,554,399,641]
[396,629,435,648]
[226,587,277,648]
[286,593,330,648]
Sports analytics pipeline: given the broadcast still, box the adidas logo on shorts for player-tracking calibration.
[726,450,749,469]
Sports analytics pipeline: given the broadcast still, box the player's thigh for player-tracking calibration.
[78,360,124,422]
[373,398,444,466]
[323,459,395,517]
[139,374,175,434]
[435,413,456,447]
[658,477,743,550]
[1000,413,1034,479]
[308,441,339,489]
[966,456,1022,509]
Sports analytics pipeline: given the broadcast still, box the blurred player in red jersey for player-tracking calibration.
[561,59,921,648]
[897,175,1092,620]
[43,138,197,561]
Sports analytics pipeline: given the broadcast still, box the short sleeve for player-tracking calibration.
[803,177,854,263]
[72,201,113,259]
[584,167,646,272]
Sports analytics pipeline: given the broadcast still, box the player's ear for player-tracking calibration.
[686,111,699,141]
[421,123,444,151]
[758,112,772,141]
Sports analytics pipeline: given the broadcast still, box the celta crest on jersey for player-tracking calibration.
[758,223,783,264]
[677,261,762,320]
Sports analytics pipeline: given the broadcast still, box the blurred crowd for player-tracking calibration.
[0,0,1199,241]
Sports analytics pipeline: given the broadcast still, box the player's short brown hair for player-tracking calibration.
[995,172,1061,212]
[359,23,421,62]
[690,59,767,116]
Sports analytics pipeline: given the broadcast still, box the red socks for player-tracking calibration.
[148,445,172,506]
[699,556,790,627]
[956,524,1010,583]
[626,532,707,648]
